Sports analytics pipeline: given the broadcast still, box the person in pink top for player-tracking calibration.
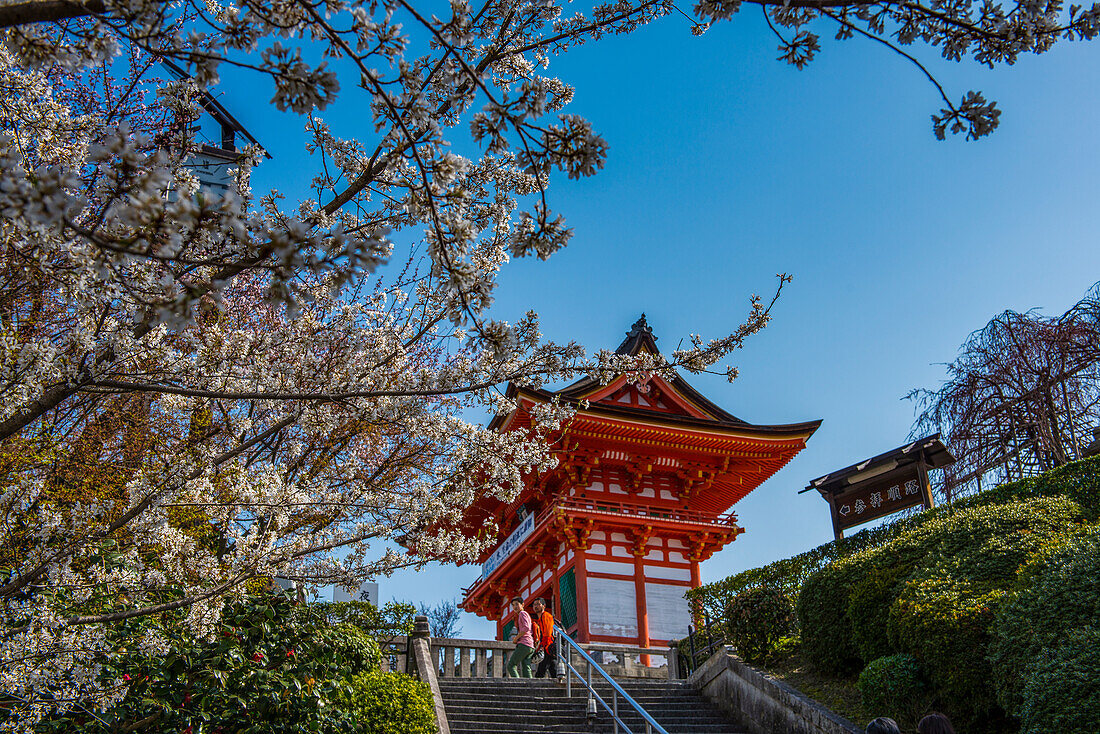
[505,596,535,678]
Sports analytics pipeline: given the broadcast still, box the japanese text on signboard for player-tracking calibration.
[482,512,535,578]
[832,469,926,531]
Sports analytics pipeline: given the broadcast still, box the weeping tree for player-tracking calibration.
[909,283,1100,501]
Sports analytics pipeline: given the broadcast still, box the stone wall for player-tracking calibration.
[686,651,863,734]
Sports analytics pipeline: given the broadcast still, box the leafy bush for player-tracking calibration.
[33,590,383,734]
[885,498,1085,730]
[314,600,417,639]
[322,622,383,672]
[970,455,1100,520]
[724,586,795,665]
[1016,627,1100,734]
[797,495,1087,731]
[990,524,1100,719]
[887,576,1006,732]
[797,554,872,675]
[337,671,437,734]
[689,515,919,622]
[690,455,1100,622]
[857,654,930,730]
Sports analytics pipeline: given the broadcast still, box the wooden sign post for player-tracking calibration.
[803,435,955,540]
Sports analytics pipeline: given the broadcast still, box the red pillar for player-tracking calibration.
[634,553,651,665]
[690,561,704,627]
[574,548,590,643]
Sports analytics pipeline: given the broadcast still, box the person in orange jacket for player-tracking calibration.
[530,597,560,679]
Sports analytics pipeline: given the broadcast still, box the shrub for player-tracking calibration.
[798,495,1086,729]
[857,654,930,730]
[797,554,871,675]
[990,523,1100,718]
[725,586,795,665]
[321,623,383,672]
[887,576,1006,732]
[846,525,941,663]
[313,600,417,639]
[692,455,1100,622]
[33,590,382,734]
[337,671,437,734]
[967,455,1100,520]
[884,498,1084,732]
[1016,627,1100,734]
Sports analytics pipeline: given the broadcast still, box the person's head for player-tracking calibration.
[510,596,524,613]
[917,713,956,734]
[865,717,901,734]
[532,597,546,614]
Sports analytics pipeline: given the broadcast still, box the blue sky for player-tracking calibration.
[223,10,1100,638]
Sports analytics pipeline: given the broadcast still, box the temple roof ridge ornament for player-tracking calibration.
[627,313,654,338]
[614,313,660,356]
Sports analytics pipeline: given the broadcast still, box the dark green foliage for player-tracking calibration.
[689,455,1100,621]
[689,456,1100,730]
[886,498,1084,730]
[798,496,1086,731]
[724,587,795,665]
[969,455,1100,520]
[34,590,386,734]
[1016,627,1100,734]
[336,671,437,734]
[990,524,1100,720]
[689,518,915,622]
[887,577,1006,731]
[321,623,384,671]
[313,600,417,639]
[857,654,930,730]
[846,529,936,663]
[796,555,871,675]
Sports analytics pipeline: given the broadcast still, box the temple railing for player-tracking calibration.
[377,634,410,674]
[462,497,736,598]
[429,636,677,679]
[552,497,738,527]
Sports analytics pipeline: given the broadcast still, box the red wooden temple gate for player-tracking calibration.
[458,317,820,652]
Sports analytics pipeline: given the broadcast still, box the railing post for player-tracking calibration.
[687,625,697,674]
[459,646,472,678]
[666,643,679,680]
[566,643,572,698]
[475,648,487,678]
[613,689,619,734]
[409,615,450,734]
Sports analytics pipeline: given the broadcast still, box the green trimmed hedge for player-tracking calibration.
[337,671,437,734]
[797,554,870,675]
[798,496,1088,731]
[990,524,1100,732]
[857,653,929,730]
[690,455,1100,621]
[725,586,795,665]
[1016,627,1100,734]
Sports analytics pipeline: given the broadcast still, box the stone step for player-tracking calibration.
[444,702,730,717]
[438,673,745,734]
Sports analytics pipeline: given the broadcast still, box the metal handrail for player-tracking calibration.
[555,625,670,734]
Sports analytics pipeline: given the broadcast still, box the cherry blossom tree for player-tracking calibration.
[0,0,1098,728]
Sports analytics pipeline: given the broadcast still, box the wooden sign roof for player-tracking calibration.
[804,434,955,496]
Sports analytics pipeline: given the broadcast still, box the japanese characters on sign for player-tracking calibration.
[482,512,536,578]
[832,468,927,531]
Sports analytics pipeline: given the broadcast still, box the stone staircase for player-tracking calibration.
[438,677,747,733]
